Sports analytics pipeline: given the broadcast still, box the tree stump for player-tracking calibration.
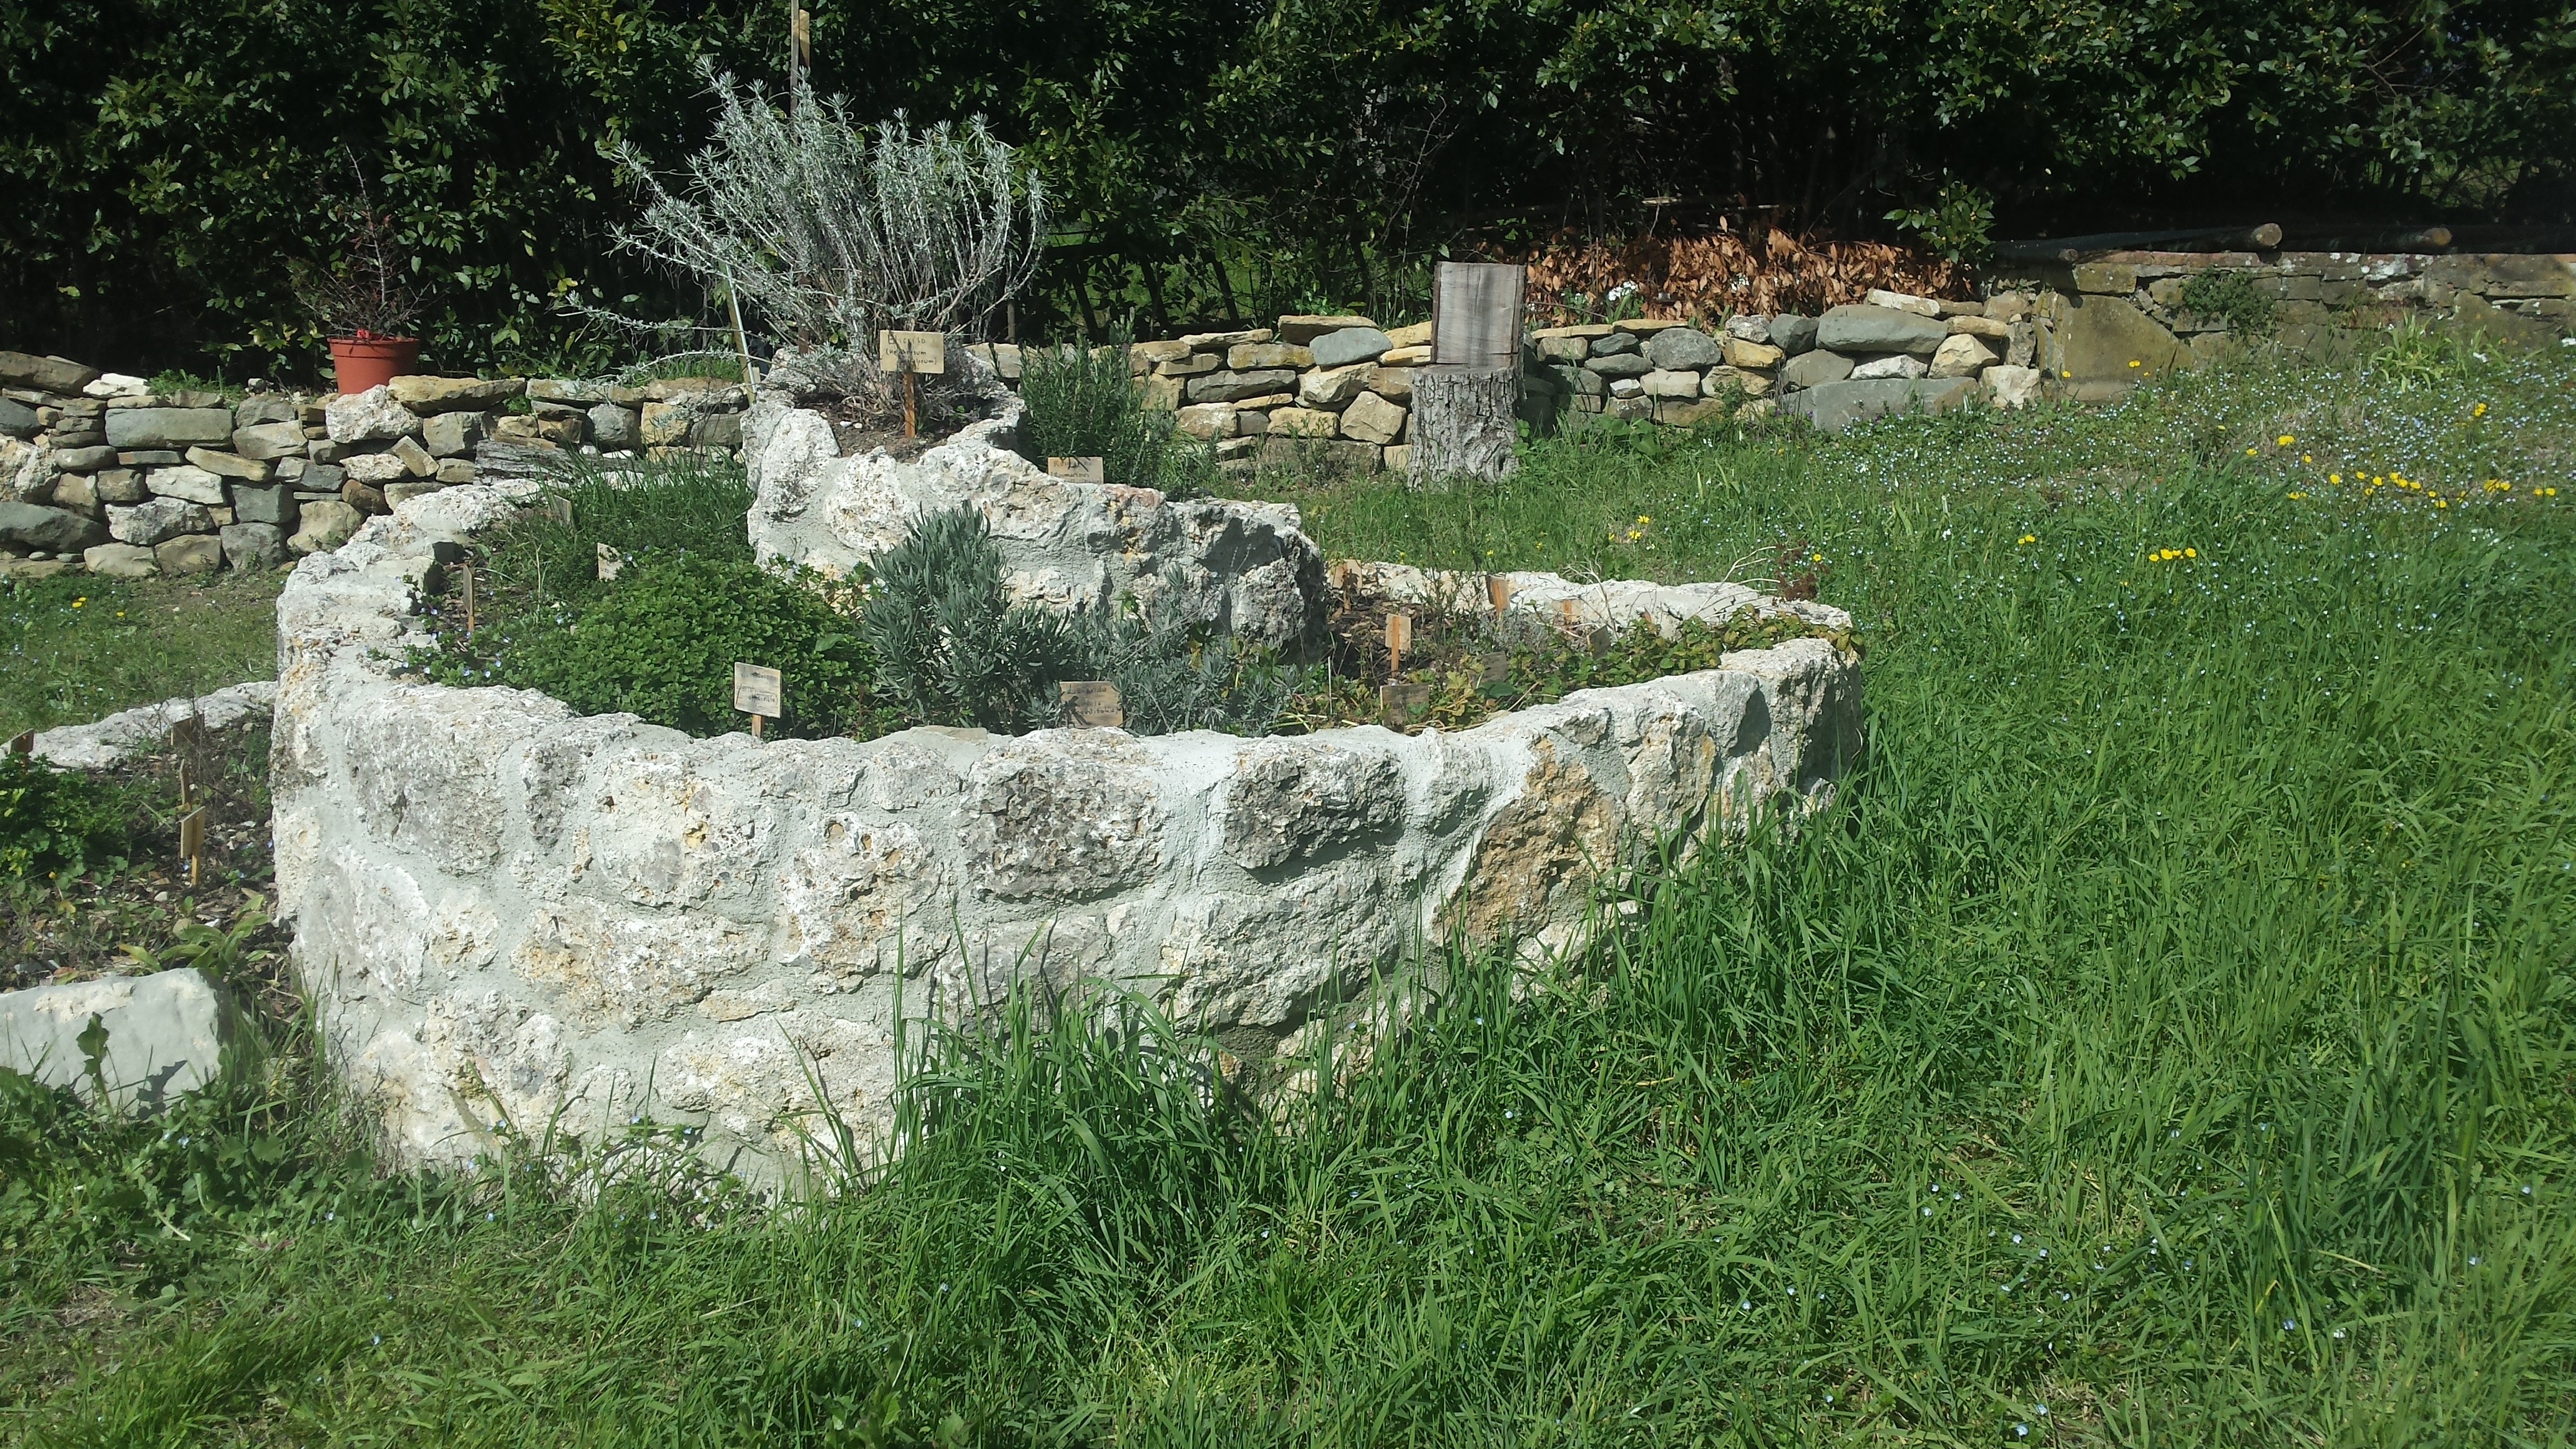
[1408,365,1520,487]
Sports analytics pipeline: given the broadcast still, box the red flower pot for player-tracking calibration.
[328,334,422,394]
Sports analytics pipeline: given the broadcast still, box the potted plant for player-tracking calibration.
[293,182,422,393]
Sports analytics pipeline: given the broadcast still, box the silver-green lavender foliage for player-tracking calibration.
[610,63,1047,349]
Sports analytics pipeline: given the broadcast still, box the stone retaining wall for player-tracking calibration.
[273,457,1859,1178]
[0,353,751,580]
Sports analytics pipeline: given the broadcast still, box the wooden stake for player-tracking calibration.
[902,368,918,439]
[1487,573,1513,615]
[1383,613,1412,675]
[462,564,478,638]
[177,807,206,887]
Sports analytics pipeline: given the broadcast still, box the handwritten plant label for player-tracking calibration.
[878,330,947,374]
[597,542,623,581]
[1379,681,1432,728]
[1058,680,1125,728]
[1046,456,1106,484]
[733,662,783,720]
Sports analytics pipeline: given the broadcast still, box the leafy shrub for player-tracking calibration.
[2177,270,2277,335]
[1017,328,1217,497]
[863,508,1091,734]
[0,753,127,881]
[503,554,872,739]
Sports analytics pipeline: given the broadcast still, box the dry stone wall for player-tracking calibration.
[0,353,751,580]
[1989,250,2575,402]
[271,467,1860,1179]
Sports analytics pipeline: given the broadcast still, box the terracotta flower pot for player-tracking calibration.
[328,335,422,394]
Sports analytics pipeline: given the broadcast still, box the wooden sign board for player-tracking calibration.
[177,806,207,883]
[1046,456,1106,484]
[878,330,947,375]
[733,662,783,720]
[542,494,574,526]
[1432,261,1527,371]
[7,729,32,756]
[596,542,623,581]
[1486,574,1514,614]
[1058,680,1125,729]
[1379,681,1433,728]
[1383,613,1413,656]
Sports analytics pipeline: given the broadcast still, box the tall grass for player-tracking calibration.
[5,343,2572,1444]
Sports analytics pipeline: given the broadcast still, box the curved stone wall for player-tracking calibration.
[273,483,1860,1179]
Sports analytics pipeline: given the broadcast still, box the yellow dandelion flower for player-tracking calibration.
[2129,359,2142,368]
[2245,446,2258,456]
[2301,454,2313,464]
[71,598,85,608]
[2328,472,2341,484]
[2017,534,2036,545]
[1637,515,1650,524]
[2184,547,2197,558]
[2287,491,2306,500]
[2276,434,2294,447]
[2473,402,2487,416]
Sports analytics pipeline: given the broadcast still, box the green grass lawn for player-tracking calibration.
[0,568,287,738]
[5,334,2573,1445]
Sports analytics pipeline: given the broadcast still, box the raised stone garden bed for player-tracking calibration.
[271,398,1862,1179]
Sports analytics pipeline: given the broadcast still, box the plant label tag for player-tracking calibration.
[1486,573,1513,614]
[1046,456,1106,484]
[596,542,623,581]
[543,495,573,526]
[6,729,31,756]
[1058,680,1125,728]
[177,807,205,865]
[733,663,783,720]
[1383,612,1412,654]
[1379,681,1433,728]
[170,715,203,755]
[879,330,947,375]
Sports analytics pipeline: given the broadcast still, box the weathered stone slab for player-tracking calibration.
[0,500,106,553]
[1816,306,1949,356]
[1780,376,1976,434]
[0,969,229,1111]
[105,408,235,450]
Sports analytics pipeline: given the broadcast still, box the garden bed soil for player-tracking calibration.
[3,734,291,1009]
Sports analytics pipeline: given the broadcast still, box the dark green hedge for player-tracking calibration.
[6,0,2570,378]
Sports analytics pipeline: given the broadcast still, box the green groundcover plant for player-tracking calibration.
[0,752,125,881]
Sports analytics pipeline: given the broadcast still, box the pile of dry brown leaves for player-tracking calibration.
[1499,226,1968,324]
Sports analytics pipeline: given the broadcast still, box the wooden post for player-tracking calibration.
[734,662,782,740]
[1411,368,1522,488]
[1383,612,1412,676]
[881,330,945,440]
[1486,573,1513,615]
[462,564,478,638]
[1414,261,1526,489]
[177,807,206,887]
